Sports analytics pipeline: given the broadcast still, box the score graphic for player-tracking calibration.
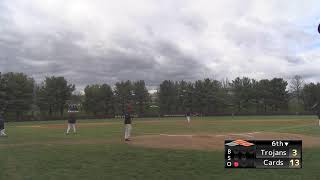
[225,140,255,168]
[225,140,302,169]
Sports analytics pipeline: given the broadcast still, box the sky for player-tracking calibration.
[0,0,320,90]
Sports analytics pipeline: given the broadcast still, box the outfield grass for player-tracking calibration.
[1,115,319,180]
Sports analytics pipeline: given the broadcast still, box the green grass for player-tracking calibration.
[1,115,320,180]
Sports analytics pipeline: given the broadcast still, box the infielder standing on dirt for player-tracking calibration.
[0,114,7,137]
[312,103,320,126]
[317,109,320,126]
[66,113,77,134]
[124,112,132,141]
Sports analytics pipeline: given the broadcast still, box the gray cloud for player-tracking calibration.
[0,0,320,90]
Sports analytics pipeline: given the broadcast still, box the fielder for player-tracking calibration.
[312,103,320,126]
[0,114,7,137]
[186,111,191,123]
[124,112,132,141]
[66,113,77,134]
[317,109,320,126]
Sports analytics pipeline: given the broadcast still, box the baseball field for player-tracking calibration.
[1,115,320,180]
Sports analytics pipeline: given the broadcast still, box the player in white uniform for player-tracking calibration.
[317,110,320,126]
[124,112,132,141]
[186,112,191,123]
[66,113,77,134]
[312,103,320,126]
[66,104,79,134]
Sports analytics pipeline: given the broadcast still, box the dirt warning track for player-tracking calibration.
[16,118,315,129]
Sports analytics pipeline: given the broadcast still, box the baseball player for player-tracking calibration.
[0,114,7,137]
[317,109,320,126]
[186,111,191,123]
[66,113,77,134]
[312,103,320,126]
[124,112,132,141]
[310,103,320,126]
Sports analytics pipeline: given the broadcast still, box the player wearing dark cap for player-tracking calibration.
[124,112,132,141]
[0,114,7,136]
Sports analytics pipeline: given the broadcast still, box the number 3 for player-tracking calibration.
[292,149,298,157]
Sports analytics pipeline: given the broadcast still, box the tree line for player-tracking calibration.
[158,76,320,114]
[0,72,320,121]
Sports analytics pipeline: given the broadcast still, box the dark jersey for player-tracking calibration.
[0,116,4,130]
[124,113,132,124]
[186,112,191,117]
[317,111,320,119]
[68,115,77,124]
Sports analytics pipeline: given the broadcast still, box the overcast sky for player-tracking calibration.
[1,0,320,90]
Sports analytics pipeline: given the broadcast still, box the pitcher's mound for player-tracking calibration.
[129,132,320,151]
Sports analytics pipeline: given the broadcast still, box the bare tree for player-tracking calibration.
[289,75,305,104]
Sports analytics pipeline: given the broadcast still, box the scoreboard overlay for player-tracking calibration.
[225,140,302,169]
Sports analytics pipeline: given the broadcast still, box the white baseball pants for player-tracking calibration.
[67,123,76,133]
[0,129,6,136]
[124,124,132,139]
